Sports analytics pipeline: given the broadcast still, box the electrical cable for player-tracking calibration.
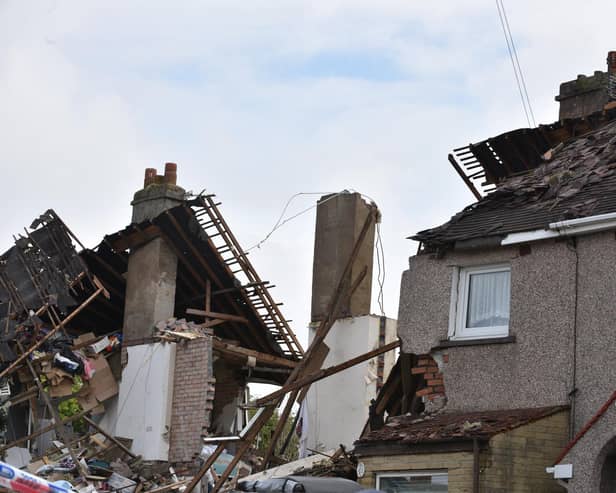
[247,188,387,317]
[499,0,536,127]
[245,191,349,252]
[496,0,534,127]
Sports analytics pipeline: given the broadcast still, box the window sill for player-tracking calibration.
[434,335,516,349]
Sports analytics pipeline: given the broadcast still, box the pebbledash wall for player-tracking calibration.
[397,231,616,491]
[356,411,569,493]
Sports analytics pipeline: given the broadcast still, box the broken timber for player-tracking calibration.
[184,204,378,493]
[0,284,106,381]
[255,339,401,406]
[212,338,298,369]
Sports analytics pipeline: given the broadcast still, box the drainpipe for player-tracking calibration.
[473,438,480,493]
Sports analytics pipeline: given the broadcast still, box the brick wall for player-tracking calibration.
[482,410,569,492]
[357,451,475,491]
[168,336,215,464]
[411,354,447,407]
[356,411,569,493]
[211,358,246,436]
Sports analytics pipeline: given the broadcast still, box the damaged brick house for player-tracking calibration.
[354,52,616,493]
[0,164,303,475]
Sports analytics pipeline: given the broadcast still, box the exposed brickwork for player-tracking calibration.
[169,336,215,464]
[211,358,246,435]
[413,354,446,404]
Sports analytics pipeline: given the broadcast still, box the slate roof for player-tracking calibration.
[355,406,568,445]
[414,119,616,249]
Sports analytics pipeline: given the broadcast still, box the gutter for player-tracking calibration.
[501,211,616,245]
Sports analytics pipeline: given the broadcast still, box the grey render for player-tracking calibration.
[397,229,616,492]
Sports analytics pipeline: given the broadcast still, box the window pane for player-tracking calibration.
[379,474,448,493]
[466,270,510,328]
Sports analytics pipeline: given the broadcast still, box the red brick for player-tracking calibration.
[411,367,428,374]
[427,379,443,386]
[416,387,433,397]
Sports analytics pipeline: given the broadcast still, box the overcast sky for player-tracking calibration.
[1,1,614,348]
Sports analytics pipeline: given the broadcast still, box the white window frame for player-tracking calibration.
[448,264,511,340]
[376,470,448,491]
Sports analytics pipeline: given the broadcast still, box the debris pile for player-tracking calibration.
[154,318,212,342]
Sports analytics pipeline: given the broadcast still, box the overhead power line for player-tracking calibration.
[496,0,536,127]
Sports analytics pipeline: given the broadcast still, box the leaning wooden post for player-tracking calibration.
[202,207,377,493]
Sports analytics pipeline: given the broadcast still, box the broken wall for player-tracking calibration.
[399,231,616,490]
[211,358,246,436]
[306,315,397,452]
[169,337,216,464]
[398,240,576,412]
[110,342,176,461]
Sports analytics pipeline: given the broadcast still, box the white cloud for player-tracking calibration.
[1,0,615,347]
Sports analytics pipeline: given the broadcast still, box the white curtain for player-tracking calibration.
[466,270,510,328]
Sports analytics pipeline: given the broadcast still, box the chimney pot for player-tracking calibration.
[144,168,157,187]
[164,162,177,185]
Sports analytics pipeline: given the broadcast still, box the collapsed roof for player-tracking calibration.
[0,195,302,376]
[355,406,568,450]
[83,195,302,362]
[415,110,616,250]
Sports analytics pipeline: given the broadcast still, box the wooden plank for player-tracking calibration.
[212,339,298,369]
[83,416,137,459]
[400,352,413,415]
[206,208,376,491]
[186,309,248,324]
[256,340,400,406]
[0,286,104,380]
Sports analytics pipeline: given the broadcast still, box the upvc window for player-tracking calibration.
[450,264,511,340]
[376,471,448,492]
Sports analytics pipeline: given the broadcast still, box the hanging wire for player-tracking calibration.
[247,188,387,316]
[496,0,535,127]
[375,222,386,317]
[499,0,536,127]
[245,191,348,252]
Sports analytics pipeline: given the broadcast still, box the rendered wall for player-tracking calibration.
[113,342,176,461]
[398,231,616,489]
[305,315,397,452]
[398,240,576,412]
[310,192,375,322]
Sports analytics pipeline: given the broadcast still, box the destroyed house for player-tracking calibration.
[0,163,303,481]
[355,52,616,493]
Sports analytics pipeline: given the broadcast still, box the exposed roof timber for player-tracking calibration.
[188,196,303,357]
[451,107,616,197]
